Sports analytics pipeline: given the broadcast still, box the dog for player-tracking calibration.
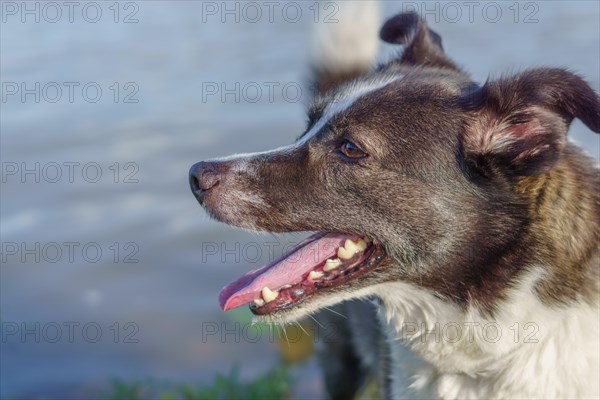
[190,4,600,399]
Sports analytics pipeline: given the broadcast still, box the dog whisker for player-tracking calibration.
[323,306,347,320]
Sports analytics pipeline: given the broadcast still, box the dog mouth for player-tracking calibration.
[219,233,387,315]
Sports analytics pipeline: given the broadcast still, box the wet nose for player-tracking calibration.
[189,161,221,199]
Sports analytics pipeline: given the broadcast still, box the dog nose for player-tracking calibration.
[189,161,221,199]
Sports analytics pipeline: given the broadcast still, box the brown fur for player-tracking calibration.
[518,146,600,305]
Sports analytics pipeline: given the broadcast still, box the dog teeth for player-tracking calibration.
[323,258,342,271]
[356,239,368,251]
[308,270,325,281]
[337,239,367,259]
[337,247,353,260]
[253,298,265,307]
[261,286,279,303]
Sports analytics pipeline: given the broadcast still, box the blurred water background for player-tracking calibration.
[1,1,598,398]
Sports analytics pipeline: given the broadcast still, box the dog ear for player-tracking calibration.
[380,12,460,72]
[461,68,600,176]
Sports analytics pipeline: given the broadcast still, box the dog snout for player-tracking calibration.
[189,161,221,201]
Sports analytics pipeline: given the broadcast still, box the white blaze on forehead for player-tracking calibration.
[298,74,403,145]
[212,74,403,170]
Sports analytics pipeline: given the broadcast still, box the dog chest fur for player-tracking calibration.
[377,268,599,399]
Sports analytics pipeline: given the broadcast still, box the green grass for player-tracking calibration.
[108,311,311,400]
[108,364,291,400]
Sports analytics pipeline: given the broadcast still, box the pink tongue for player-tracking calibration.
[219,233,356,310]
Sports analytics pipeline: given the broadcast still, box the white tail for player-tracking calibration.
[311,1,380,73]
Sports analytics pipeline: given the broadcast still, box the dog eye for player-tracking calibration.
[340,141,368,159]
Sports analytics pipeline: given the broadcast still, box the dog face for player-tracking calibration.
[190,13,600,321]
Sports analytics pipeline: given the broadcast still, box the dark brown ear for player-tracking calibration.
[380,12,460,72]
[462,68,600,176]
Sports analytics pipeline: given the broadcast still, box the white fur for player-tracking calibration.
[311,1,380,72]
[376,268,600,399]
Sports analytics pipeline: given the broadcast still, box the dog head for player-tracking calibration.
[190,13,600,321]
